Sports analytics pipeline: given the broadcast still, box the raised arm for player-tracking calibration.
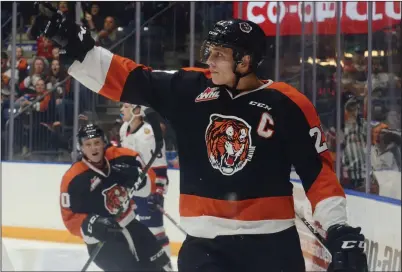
[32,3,178,118]
[67,46,177,118]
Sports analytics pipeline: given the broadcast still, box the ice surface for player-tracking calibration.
[2,238,178,271]
[2,237,318,271]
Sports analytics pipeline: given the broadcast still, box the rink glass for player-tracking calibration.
[2,1,401,201]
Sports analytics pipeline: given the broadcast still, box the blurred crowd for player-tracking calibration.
[1,1,401,198]
[278,28,401,195]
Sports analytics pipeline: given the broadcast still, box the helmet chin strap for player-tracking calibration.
[128,106,144,125]
[227,60,252,95]
[128,112,138,124]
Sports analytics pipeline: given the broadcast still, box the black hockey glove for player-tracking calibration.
[82,214,122,242]
[147,191,164,212]
[31,2,95,62]
[326,224,368,272]
[111,162,147,191]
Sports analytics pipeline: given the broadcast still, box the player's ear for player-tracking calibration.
[238,55,251,72]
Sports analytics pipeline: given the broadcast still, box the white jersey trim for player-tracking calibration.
[180,216,295,239]
[68,46,113,93]
[226,80,274,100]
[313,196,347,231]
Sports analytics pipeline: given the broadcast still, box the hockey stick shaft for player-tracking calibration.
[294,211,332,256]
[156,204,188,236]
[81,110,164,272]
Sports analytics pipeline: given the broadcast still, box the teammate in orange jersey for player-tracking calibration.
[35,3,368,271]
[60,124,171,271]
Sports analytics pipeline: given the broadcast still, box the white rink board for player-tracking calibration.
[1,162,401,271]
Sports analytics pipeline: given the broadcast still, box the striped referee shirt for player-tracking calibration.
[342,120,367,181]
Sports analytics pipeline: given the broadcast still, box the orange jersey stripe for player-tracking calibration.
[105,146,139,160]
[182,67,212,79]
[180,194,295,221]
[269,82,345,212]
[98,54,149,101]
[60,162,90,237]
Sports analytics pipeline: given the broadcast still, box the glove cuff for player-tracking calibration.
[81,214,99,237]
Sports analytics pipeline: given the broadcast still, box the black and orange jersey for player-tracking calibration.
[68,46,346,239]
[60,145,156,242]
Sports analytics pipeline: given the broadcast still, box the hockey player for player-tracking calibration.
[60,124,171,271]
[37,5,368,271]
[119,103,171,258]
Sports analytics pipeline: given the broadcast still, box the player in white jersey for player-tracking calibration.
[119,103,171,258]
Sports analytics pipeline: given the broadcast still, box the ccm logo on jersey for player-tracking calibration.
[341,240,365,249]
[195,87,220,102]
[249,101,272,111]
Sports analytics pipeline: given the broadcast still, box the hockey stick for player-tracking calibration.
[81,108,164,272]
[155,204,188,236]
[294,207,332,256]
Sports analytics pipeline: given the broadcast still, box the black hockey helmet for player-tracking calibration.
[77,123,108,146]
[200,19,266,71]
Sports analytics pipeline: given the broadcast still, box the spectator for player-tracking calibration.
[4,47,29,85]
[95,16,124,53]
[15,78,51,112]
[1,89,12,122]
[1,52,11,91]
[14,78,56,153]
[14,47,28,84]
[46,59,69,93]
[19,56,48,93]
[82,3,104,33]
[36,36,54,61]
[371,128,401,172]
[58,1,75,21]
[342,46,367,97]
[52,47,60,61]
[386,107,401,130]
[108,119,122,147]
[1,51,19,91]
[46,59,73,126]
[1,88,11,160]
[58,1,69,14]
[368,58,401,91]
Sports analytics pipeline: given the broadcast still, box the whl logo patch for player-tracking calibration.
[195,87,220,102]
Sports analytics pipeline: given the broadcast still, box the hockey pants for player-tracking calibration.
[177,226,306,272]
[87,219,171,271]
[133,196,171,256]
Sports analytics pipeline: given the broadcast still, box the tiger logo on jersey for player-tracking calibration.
[102,184,131,218]
[205,114,256,175]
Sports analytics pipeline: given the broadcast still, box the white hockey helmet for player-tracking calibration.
[120,103,148,124]
[130,104,146,118]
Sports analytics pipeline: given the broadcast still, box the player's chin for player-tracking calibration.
[211,74,225,85]
[89,153,103,163]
